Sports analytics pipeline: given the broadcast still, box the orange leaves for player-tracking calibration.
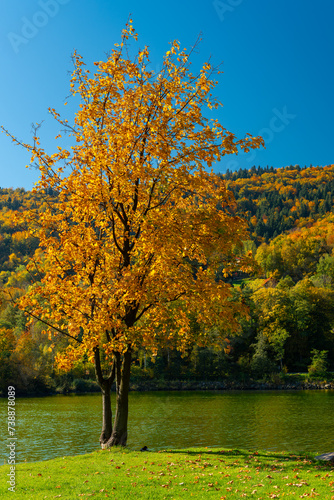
[8,24,263,369]
[0,327,16,358]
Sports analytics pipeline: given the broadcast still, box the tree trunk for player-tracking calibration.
[105,349,132,447]
[99,380,113,447]
[94,347,115,448]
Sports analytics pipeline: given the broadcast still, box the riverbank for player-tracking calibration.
[129,377,334,392]
[2,374,334,397]
[2,446,333,499]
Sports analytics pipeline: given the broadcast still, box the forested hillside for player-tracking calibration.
[0,188,39,275]
[1,165,334,394]
[222,164,334,242]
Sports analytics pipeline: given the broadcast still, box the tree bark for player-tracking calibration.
[99,383,113,447]
[94,347,115,448]
[105,349,132,447]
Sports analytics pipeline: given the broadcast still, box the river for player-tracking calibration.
[1,390,333,463]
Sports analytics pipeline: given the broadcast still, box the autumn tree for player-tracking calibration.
[3,22,263,447]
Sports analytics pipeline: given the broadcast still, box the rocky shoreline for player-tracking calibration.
[128,379,334,392]
[2,378,334,398]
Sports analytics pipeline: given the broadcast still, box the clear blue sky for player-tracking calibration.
[1,0,334,190]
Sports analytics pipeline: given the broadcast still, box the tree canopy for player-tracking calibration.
[3,21,263,446]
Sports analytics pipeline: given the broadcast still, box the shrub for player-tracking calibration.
[308,349,329,378]
[250,334,277,377]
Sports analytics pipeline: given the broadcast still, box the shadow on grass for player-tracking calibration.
[159,447,334,468]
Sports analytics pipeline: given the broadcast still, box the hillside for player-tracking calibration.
[1,164,334,275]
[222,164,334,242]
[1,165,334,394]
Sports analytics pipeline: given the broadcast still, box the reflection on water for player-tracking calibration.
[1,390,333,463]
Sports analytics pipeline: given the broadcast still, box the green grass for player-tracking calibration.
[1,447,334,499]
[232,277,254,288]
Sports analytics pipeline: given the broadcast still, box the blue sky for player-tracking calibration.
[1,0,334,190]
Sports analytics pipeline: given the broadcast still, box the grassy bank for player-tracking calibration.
[1,447,334,499]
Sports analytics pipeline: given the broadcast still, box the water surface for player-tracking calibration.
[1,390,333,463]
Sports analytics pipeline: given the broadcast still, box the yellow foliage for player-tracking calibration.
[11,24,263,370]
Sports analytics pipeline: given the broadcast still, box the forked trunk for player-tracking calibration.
[94,347,115,448]
[106,350,132,447]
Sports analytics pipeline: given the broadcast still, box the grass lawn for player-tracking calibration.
[232,278,254,288]
[1,447,334,499]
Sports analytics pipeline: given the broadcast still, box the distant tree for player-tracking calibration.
[308,349,329,378]
[252,277,334,371]
[313,254,334,287]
